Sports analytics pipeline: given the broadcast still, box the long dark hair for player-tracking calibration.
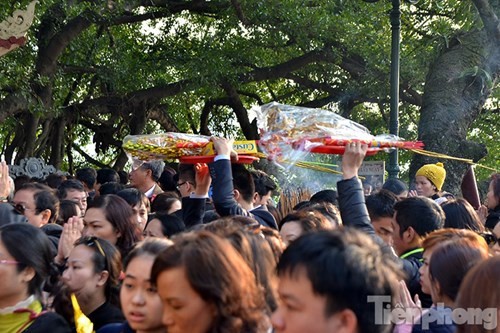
[73,236,122,307]
[151,231,268,333]
[87,194,141,257]
[0,223,58,302]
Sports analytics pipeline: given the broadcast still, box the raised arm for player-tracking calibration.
[337,142,375,235]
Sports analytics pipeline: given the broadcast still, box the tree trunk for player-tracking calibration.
[49,117,66,169]
[410,29,495,194]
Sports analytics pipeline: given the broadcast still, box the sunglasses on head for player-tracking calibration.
[82,236,106,258]
[479,232,499,246]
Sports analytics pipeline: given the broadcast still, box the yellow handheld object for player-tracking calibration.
[71,293,94,333]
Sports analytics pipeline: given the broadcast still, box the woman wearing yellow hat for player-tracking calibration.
[412,162,447,199]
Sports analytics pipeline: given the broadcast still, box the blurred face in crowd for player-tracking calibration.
[272,267,353,333]
[372,217,394,246]
[64,189,87,215]
[83,208,120,246]
[415,176,436,198]
[132,202,148,232]
[167,199,182,215]
[0,238,31,308]
[62,244,107,299]
[486,181,499,210]
[129,165,150,189]
[395,191,409,201]
[280,222,303,247]
[12,189,47,228]
[391,213,408,256]
[176,179,193,198]
[419,248,434,295]
[143,219,165,239]
[121,255,164,333]
[157,266,215,333]
[255,191,273,207]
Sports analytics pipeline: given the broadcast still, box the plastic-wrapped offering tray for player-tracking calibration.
[255,102,423,161]
[123,133,259,164]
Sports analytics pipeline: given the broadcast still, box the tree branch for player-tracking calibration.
[221,81,258,139]
[471,0,500,41]
[72,143,110,169]
[148,104,180,132]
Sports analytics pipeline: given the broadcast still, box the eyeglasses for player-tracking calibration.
[176,181,188,190]
[12,203,39,215]
[0,259,20,265]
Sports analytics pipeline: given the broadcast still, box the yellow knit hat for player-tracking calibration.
[416,162,446,191]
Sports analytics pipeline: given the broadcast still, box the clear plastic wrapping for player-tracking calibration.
[255,102,422,162]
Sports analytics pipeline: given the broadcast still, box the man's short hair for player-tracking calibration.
[310,189,338,206]
[17,183,59,224]
[75,167,97,189]
[178,164,196,185]
[96,168,120,185]
[45,173,67,189]
[278,229,400,333]
[231,164,255,203]
[251,170,277,197]
[382,178,408,196]
[142,160,165,182]
[394,197,444,237]
[366,189,397,220]
[57,179,85,200]
[99,182,126,195]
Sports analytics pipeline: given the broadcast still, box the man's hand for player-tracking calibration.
[211,137,238,161]
[342,142,368,179]
[194,163,211,196]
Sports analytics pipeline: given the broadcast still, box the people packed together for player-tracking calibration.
[0,140,498,333]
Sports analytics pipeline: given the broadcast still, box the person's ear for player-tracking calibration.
[404,226,417,243]
[328,308,358,333]
[233,189,240,200]
[252,192,259,204]
[20,266,36,284]
[96,270,110,287]
[40,209,51,225]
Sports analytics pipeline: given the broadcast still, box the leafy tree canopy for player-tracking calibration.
[0,0,498,193]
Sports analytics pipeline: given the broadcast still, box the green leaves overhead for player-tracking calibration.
[0,0,497,183]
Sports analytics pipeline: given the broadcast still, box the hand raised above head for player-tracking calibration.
[0,161,11,199]
[342,141,368,179]
[194,163,211,196]
[211,137,238,161]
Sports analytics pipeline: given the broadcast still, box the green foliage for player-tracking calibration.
[0,0,497,179]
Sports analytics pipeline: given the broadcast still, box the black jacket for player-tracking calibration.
[485,206,500,230]
[97,321,135,333]
[24,312,72,333]
[210,159,278,229]
[337,177,432,307]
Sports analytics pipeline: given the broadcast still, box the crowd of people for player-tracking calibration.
[0,139,499,333]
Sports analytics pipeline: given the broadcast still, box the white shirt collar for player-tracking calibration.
[144,184,156,198]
